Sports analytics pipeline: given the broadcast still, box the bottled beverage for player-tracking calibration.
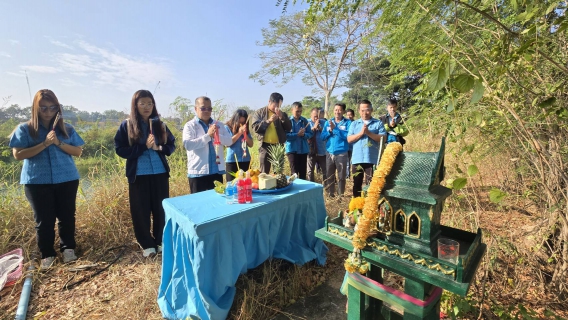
[237,173,246,204]
[225,182,234,204]
[245,171,252,203]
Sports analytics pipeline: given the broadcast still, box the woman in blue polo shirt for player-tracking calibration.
[224,109,254,182]
[347,100,387,198]
[114,90,176,257]
[9,89,84,269]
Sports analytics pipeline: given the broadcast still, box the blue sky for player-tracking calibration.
[0,0,333,115]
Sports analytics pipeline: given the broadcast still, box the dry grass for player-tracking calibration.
[1,135,567,320]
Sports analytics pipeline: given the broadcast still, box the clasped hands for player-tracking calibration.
[267,108,283,124]
[44,131,60,147]
[146,134,161,150]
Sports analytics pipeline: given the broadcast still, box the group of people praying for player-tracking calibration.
[8,89,407,269]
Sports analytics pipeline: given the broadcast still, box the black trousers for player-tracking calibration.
[188,173,223,194]
[25,179,79,259]
[352,163,374,198]
[258,142,282,174]
[225,162,250,182]
[129,173,169,250]
[287,153,308,180]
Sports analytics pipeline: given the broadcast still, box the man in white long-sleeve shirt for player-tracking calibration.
[183,96,232,194]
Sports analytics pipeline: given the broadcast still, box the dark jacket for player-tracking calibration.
[251,106,292,144]
[114,119,176,183]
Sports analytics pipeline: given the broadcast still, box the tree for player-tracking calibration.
[342,56,422,110]
[303,0,568,296]
[169,96,194,127]
[250,9,373,117]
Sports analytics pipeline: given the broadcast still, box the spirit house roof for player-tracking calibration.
[383,138,452,205]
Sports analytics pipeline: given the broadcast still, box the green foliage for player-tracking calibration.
[489,188,507,204]
[452,177,468,190]
[467,164,478,177]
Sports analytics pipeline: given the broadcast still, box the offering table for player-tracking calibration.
[157,179,328,320]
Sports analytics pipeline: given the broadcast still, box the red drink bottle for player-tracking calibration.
[237,174,246,204]
[245,171,252,203]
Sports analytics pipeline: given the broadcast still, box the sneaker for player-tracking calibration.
[62,249,77,263]
[157,245,162,254]
[40,256,56,270]
[142,248,156,257]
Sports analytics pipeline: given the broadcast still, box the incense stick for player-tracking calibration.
[52,112,61,131]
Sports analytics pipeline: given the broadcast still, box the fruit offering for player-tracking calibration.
[267,145,288,188]
[213,180,225,194]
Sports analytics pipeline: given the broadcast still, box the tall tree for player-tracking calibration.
[302,0,568,296]
[250,9,373,116]
[342,56,422,110]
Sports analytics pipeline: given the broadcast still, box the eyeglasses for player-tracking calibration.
[138,102,154,109]
[199,107,213,112]
[39,105,60,113]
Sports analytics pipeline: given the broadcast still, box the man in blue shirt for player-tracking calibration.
[285,102,313,180]
[321,103,351,198]
[347,100,387,198]
[307,107,327,182]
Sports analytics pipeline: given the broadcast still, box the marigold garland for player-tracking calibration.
[348,197,365,212]
[345,142,403,274]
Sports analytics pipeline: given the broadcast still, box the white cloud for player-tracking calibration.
[53,40,174,91]
[50,40,74,50]
[20,65,60,73]
[0,52,11,58]
[6,71,25,77]
[9,39,20,45]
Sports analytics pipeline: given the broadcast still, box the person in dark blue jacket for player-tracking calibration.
[10,89,84,269]
[285,102,313,180]
[114,90,175,257]
[320,103,351,197]
[307,107,327,182]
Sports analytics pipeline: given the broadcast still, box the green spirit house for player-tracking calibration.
[316,138,486,319]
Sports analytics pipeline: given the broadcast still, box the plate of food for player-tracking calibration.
[252,173,296,194]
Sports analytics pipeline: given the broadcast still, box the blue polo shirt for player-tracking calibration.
[188,118,225,178]
[9,122,84,184]
[308,119,327,156]
[136,122,166,176]
[348,118,386,165]
[224,125,252,163]
[320,117,351,155]
[285,116,313,154]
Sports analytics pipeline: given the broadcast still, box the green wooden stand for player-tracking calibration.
[316,139,486,320]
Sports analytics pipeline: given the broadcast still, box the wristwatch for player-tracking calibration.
[58,140,65,146]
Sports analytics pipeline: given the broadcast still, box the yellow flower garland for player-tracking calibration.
[345,142,403,273]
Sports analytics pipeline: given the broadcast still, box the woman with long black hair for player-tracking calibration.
[224,109,254,181]
[114,90,175,257]
[9,89,84,269]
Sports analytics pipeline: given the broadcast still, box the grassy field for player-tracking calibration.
[0,134,566,319]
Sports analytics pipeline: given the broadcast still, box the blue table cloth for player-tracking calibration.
[157,179,328,320]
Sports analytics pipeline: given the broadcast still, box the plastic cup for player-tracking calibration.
[437,238,459,264]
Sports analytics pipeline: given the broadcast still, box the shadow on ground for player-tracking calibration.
[272,268,347,320]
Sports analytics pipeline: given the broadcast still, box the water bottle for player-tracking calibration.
[245,171,252,203]
[225,182,234,204]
